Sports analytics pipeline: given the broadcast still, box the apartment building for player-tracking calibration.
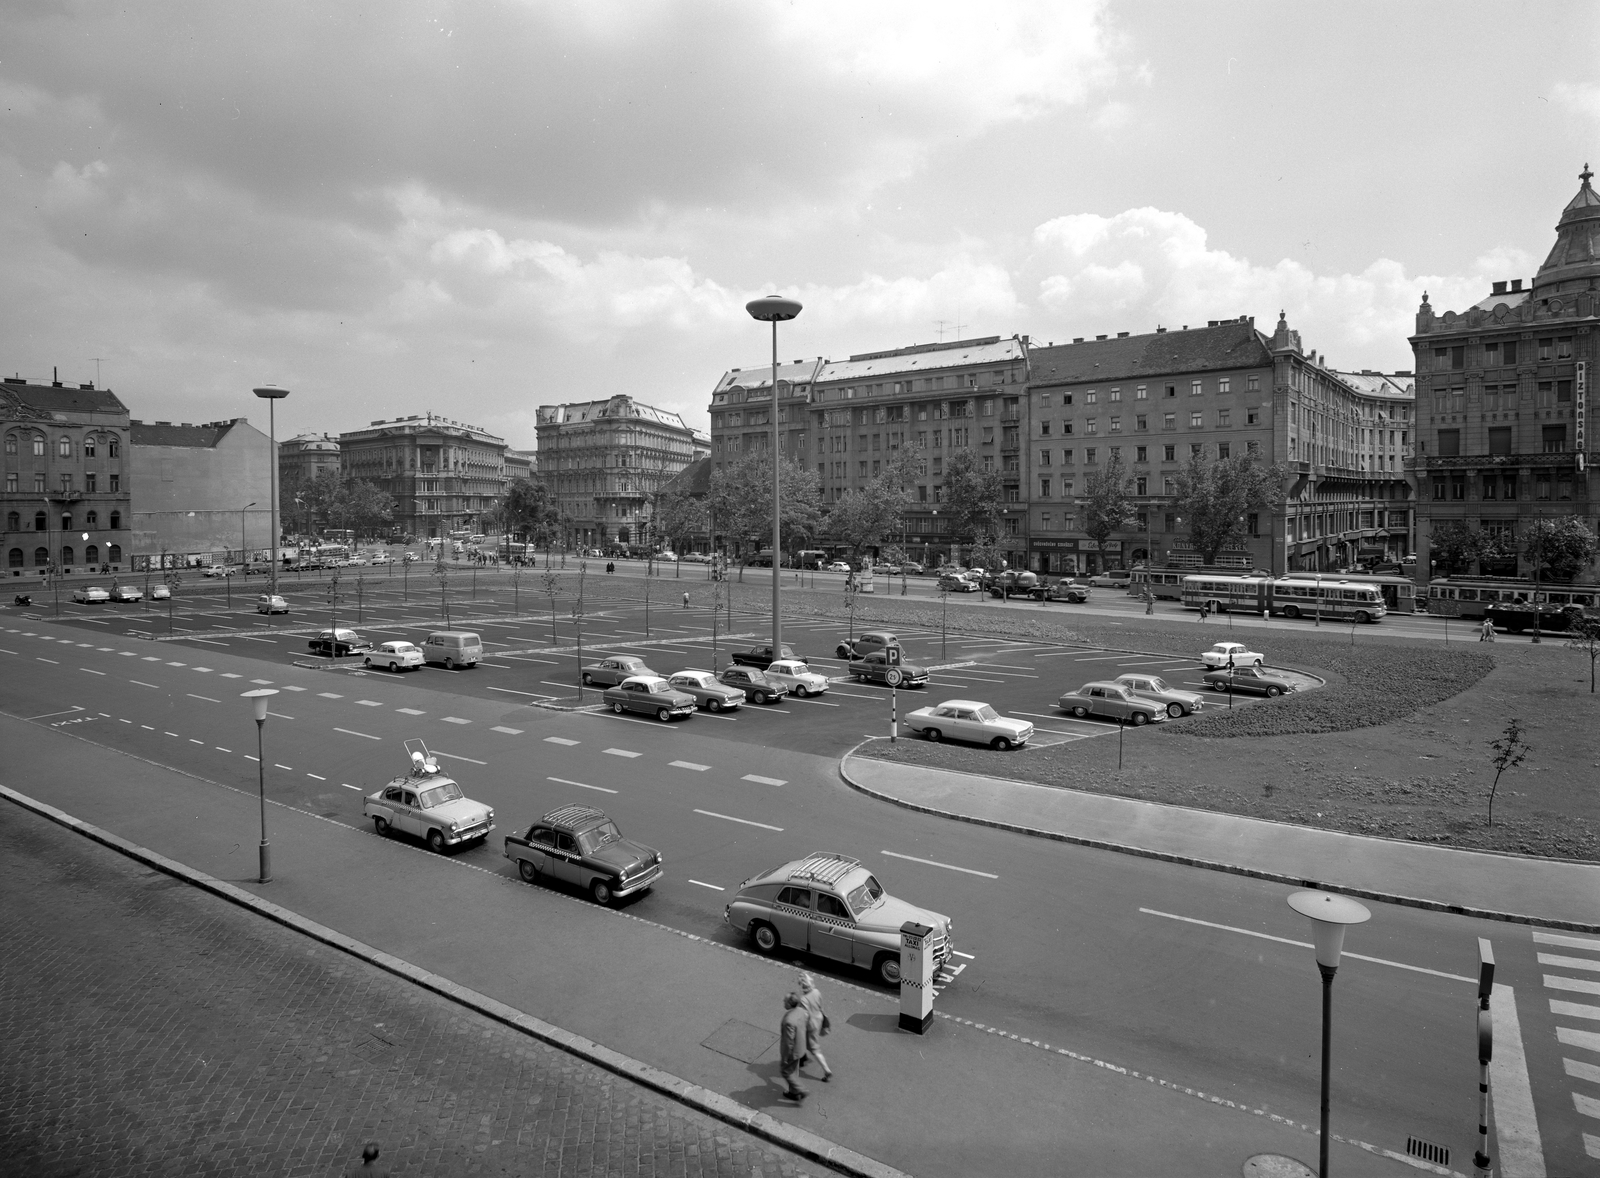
[338,414,506,540]
[129,418,274,563]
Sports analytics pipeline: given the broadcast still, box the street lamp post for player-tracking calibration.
[253,386,289,597]
[746,295,802,667]
[1287,890,1371,1178]
[1530,512,1543,644]
[241,688,280,883]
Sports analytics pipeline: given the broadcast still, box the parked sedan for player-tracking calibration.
[836,630,900,660]
[256,593,287,613]
[1087,570,1132,587]
[1200,641,1264,668]
[1203,665,1296,697]
[308,627,371,657]
[602,675,697,722]
[826,561,853,573]
[730,643,798,668]
[363,741,494,853]
[200,565,235,578]
[109,584,144,603]
[1056,681,1168,726]
[851,651,931,687]
[582,655,656,687]
[72,585,111,604]
[666,670,745,712]
[363,640,424,672]
[938,574,982,593]
[504,805,662,906]
[151,584,172,601]
[762,659,830,698]
[904,699,1033,750]
[1113,673,1206,718]
[716,665,788,704]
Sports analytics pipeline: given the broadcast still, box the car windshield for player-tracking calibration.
[418,782,464,808]
[1145,678,1169,692]
[976,705,1001,721]
[578,821,623,855]
[846,875,885,911]
[786,663,812,675]
[641,679,669,692]
[392,643,418,653]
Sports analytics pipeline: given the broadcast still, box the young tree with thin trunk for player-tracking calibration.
[1485,718,1530,828]
[1566,615,1600,693]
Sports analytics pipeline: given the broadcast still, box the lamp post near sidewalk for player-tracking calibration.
[1286,890,1371,1177]
[241,688,280,883]
[745,294,802,671]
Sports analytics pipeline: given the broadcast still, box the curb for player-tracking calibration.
[0,784,910,1178]
[836,746,1600,935]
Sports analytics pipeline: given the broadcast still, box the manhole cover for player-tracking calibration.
[701,1019,777,1064]
[1242,1155,1314,1178]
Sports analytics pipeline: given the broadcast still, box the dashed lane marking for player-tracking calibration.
[604,748,642,758]
[249,678,273,685]
[341,783,362,791]
[689,880,725,891]
[142,656,162,661]
[671,761,710,771]
[220,673,242,678]
[318,692,343,698]
[545,736,579,746]
[165,661,187,667]
[274,763,293,771]
[37,657,59,664]
[441,717,471,725]
[130,680,159,688]
[282,684,305,691]
[81,668,106,676]
[266,712,294,721]
[694,808,782,832]
[307,773,327,781]
[487,686,552,698]
[881,849,997,879]
[356,700,383,707]
[548,775,617,794]
[741,774,785,787]
[491,726,524,735]
[334,728,382,741]
[119,651,138,657]
[396,708,425,715]
[186,694,220,703]
[215,747,231,752]
[434,751,487,766]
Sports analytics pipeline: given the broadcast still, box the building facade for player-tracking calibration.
[536,395,704,550]
[129,418,274,565]
[1409,165,1598,582]
[337,414,506,541]
[3,376,132,577]
[279,432,340,486]
[504,449,536,485]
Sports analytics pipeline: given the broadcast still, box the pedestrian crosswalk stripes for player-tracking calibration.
[1534,927,1600,1165]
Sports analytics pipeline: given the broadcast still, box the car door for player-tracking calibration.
[1086,686,1110,719]
[770,885,813,949]
[527,825,560,875]
[808,891,856,964]
[625,681,653,714]
[397,789,424,837]
[552,832,583,883]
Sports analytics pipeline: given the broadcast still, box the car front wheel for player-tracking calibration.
[751,922,780,954]
[1265,685,1283,697]
[793,684,809,698]
[836,645,851,659]
[707,698,722,712]
[656,707,671,722]
[426,828,446,853]
[591,878,614,906]
[991,736,1014,751]
[1353,610,1371,624]
[1131,712,1149,727]
[1166,702,1185,719]
[874,952,902,986]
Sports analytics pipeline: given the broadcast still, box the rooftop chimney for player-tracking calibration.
[1095,334,1107,340]
[1510,279,1523,292]
[1116,332,1129,338]
[1492,280,1507,296]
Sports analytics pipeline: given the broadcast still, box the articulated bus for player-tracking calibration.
[1424,577,1600,620]
[1129,566,1271,601]
[1313,572,1420,614]
[1181,575,1388,623]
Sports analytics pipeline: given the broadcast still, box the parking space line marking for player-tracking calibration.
[487,686,552,698]
[130,680,159,688]
[434,751,487,765]
[549,775,617,794]
[441,716,471,725]
[695,809,783,832]
[189,738,204,744]
[356,700,383,707]
[396,708,426,715]
[81,668,106,675]
[37,657,59,664]
[671,761,710,771]
[544,736,580,746]
[742,774,786,787]
[274,763,293,771]
[341,782,362,790]
[491,726,524,735]
[267,711,294,721]
[604,748,642,758]
[186,694,221,703]
[881,849,997,879]
[952,950,976,960]
[689,880,725,891]
[307,773,326,781]
[334,727,382,741]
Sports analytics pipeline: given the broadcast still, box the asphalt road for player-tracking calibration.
[3,604,1593,1174]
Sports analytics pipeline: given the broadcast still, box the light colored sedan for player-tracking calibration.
[109,584,143,603]
[1200,641,1264,668]
[72,585,111,603]
[256,593,288,614]
[826,561,852,573]
[582,655,656,687]
[761,658,830,698]
[667,670,745,712]
[364,640,424,672]
[904,699,1033,750]
[151,584,172,601]
[602,675,697,722]
[1113,673,1205,719]
[1056,681,1168,726]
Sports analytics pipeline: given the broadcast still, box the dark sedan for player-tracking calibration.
[1201,665,1296,697]
[851,651,930,687]
[716,666,788,704]
[307,627,371,657]
[730,643,798,668]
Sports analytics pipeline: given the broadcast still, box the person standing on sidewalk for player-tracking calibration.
[779,992,809,1101]
[343,1142,391,1176]
[798,972,832,1082]
[682,591,690,609]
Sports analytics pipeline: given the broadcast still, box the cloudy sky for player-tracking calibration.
[3,1,1597,449]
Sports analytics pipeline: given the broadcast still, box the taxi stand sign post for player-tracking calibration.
[1474,938,1495,1178]
[885,644,904,743]
[898,920,935,1034]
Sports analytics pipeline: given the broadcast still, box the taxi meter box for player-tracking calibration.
[422,630,482,669]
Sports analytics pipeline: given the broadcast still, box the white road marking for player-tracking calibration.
[434,751,487,765]
[695,809,782,832]
[334,728,382,741]
[396,708,425,715]
[689,879,725,891]
[741,774,786,787]
[1535,931,1600,951]
[491,726,524,735]
[37,657,59,664]
[951,950,976,960]
[1565,1058,1600,1084]
[318,692,343,698]
[356,700,383,707]
[1138,909,1476,982]
[1540,954,1600,973]
[1547,975,1600,996]
[342,783,362,791]
[282,684,304,691]
[1551,1000,1600,1021]
[81,668,106,676]
[307,773,326,781]
[671,761,710,771]
[881,849,997,878]
[487,686,552,698]
[441,717,471,725]
[1491,982,1547,1177]
[165,661,187,667]
[548,775,616,794]
[142,656,162,662]
[220,672,242,678]
[130,680,159,688]
[1560,1027,1600,1052]
[186,694,220,703]
[189,739,203,744]
[604,748,642,758]
[274,763,293,771]
[119,651,138,657]
[267,712,294,721]
[544,736,580,746]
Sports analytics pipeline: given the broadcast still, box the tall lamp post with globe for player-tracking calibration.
[253,385,290,597]
[241,688,280,883]
[745,295,802,663]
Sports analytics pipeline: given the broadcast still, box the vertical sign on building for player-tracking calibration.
[1577,360,1587,472]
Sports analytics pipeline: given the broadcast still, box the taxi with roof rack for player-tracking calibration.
[363,739,495,853]
[725,852,955,986]
[503,804,663,906]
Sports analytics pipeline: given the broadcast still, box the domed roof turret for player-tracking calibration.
[1533,163,1600,297]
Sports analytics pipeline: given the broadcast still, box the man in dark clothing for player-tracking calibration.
[779,991,809,1101]
[343,1142,391,1176]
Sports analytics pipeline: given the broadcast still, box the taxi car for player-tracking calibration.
[761,658,830,698]
[850,650,930,687]
[666,670,745,712]
[363,741,495,853]
[363,640,424,672]
[716,665,787,705]
[725,852,954,986]
[731,643,798,668]
[1201,641,1264,668]
[1056,681,1168,726]
[504,804,662,906]
[1113,673,1205,718]
[602,675,697,722]
[835,630,900,660]
[904,699,1033,749]
[307,627,370,657]
[72,585,111,604]
[109,584,144,603]
[582,655,655,687]
[256,593,287,614]
[1203,665,1295,697]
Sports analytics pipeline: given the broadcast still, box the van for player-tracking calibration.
[422,630,483,669]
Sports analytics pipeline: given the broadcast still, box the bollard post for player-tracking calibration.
[1474,938,1495,1178]
[898,921,935,1034]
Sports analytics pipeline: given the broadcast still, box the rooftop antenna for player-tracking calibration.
[932,319,949,342]
[88,357,108,386]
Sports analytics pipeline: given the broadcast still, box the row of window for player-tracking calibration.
[1429,471,1582,501]
[1038,376,1262,407]
[1431,337,1574,370]
[7,544,123,568]
[5,472,121,492]
[6,510,122,531]
[1037,408,1265,436]
[1434,425,1570,457]
[3,433,122,459]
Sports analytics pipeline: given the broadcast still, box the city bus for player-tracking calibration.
[1424,577,1600,620]
[1314,572,1420,614]
[1181,574,1388,623]
[1128,566,1266,602]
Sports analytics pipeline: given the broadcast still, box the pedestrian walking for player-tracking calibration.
[797,972,832,1082]
[779,992,809,1101]
[1480,618,1496,642]
[343,1141,391,1177]
[682,591,690,608]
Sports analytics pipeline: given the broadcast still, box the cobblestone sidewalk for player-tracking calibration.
[0,804,816,1177]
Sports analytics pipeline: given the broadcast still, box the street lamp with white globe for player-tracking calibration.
[241,687,280,883]
[745,295,802,661]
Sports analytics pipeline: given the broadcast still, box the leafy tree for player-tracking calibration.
[1524,516,1598,583]
[502,478,558,549]
[1485,717,1530,828]
[343,479,395,541]
[653,489,708,573]
[706,451,821,574]
[1082,453,1135,570]
[1171,453,1287,565]
[1428,522,1479,576]
[1566,615,1600,693]
[288,468,341,537]
[942,448,1004,546]
[825,450,916,559]
[967,538,1008,575]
